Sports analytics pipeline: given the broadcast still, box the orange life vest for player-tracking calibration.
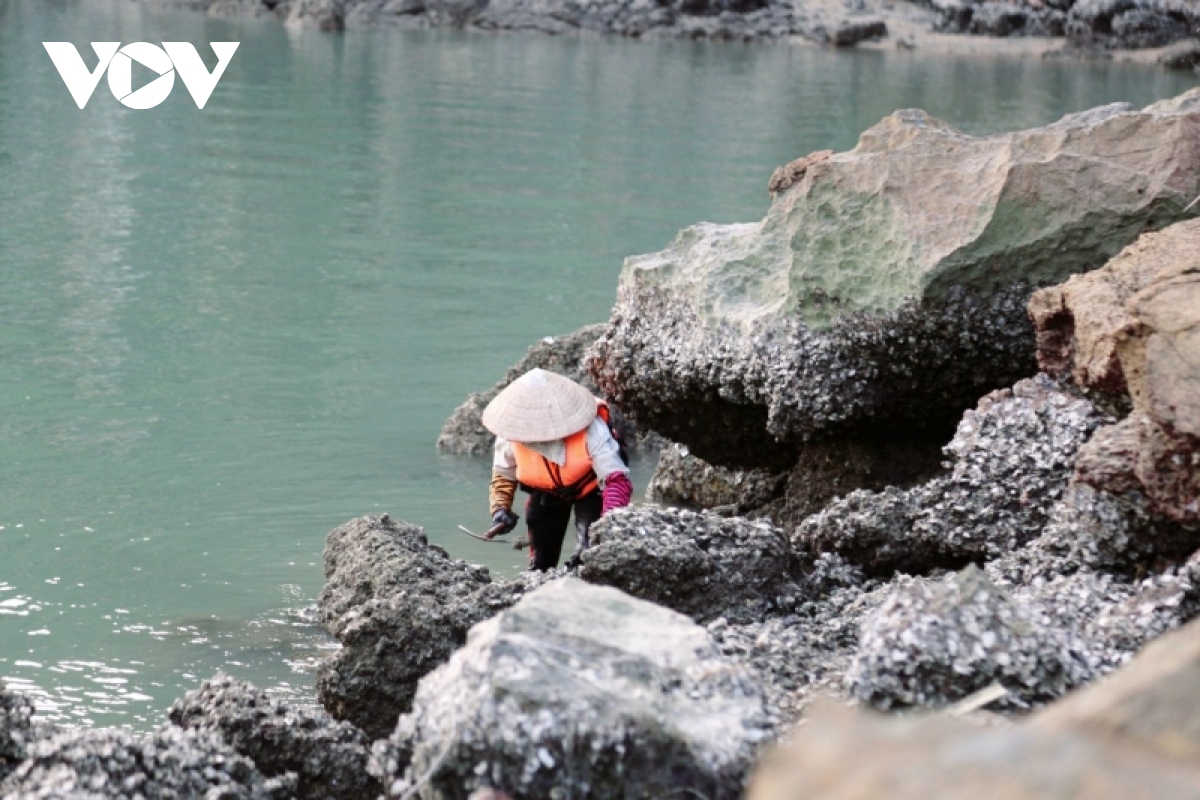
[512,400,612,498]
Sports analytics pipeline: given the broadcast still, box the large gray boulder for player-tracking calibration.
[370,578,771,800]
[169,674,379,800]
[588,90,1200,471]
[316,514,554,739]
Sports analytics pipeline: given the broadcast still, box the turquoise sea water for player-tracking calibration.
[0,0,1195,728]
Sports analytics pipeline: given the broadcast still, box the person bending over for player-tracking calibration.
[481,368,632,571]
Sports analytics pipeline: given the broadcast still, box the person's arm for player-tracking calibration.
[586,418,632,515]
[489,437,519,532]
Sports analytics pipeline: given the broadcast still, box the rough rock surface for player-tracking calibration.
[646,443,787,514]
[1,725,293,799]
[370,578,771,800]
[577,369,1199,716]
[134,0,843,40]
[827,15,887,43]
[1032,218,1200,526]
[745,698,1200,800]
[169,673,379,799]
[767,150,833,196]
[590,91,1200,470]
[1066,0,1200,49]
[316,514,555,739]
[929,0,1200,47]
[705,554,888,721]
[1033,613,1200,763]
[580,505,801,623]
[849,504,1200,711]
[932,0,1069,36]
[850,565,1086,709]
[0,683,52,783]
[794,375,1103,575]
[647,435,945,526]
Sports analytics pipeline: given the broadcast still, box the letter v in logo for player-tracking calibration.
[161,43,239,109]
[42,42,120,109]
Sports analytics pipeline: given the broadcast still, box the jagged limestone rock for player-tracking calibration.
[370,578,771,800]
[1,726,294,799]
[615,91,1200,331]
[580,505,801,624]
[589,90,1200,469]
[646,443,786,513]
[793,376,1103,575]
[170,674,379,800]
[315,514,556,739]
[0,683,53,784]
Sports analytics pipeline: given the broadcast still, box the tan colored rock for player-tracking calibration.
[767,150,833,196]
[1033,606,1200,765]
[1032,218,1200,524]
[1029,216,1200,396]
[746,699,1200,800]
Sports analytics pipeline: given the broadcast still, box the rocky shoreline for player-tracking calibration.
[4,90,1200,798]
[139,0,1200,58]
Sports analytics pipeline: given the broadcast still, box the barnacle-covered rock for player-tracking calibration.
[646,443,786,514]
[1,725,293,799]
[793,375,1103,575]
[706,553,886,722]
[589,91,1200,470]
[316,514,556,738]
[580,505,801,624]
[853,553,1200,711]
[1066,0,1200,49]
[849,565,1081,709]
[647,436,944,527]
[170,673,379,800]
[0,683,54,783]
[370,578,771,800]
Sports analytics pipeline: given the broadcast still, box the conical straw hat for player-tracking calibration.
[482,368,598,442]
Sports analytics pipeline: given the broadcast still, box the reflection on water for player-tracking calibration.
[1,0,1195,730]
[1,604,330,727]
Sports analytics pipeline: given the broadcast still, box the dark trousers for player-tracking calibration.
[525,489,602,571]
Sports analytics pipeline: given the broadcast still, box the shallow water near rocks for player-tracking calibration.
[0,0,1194,729]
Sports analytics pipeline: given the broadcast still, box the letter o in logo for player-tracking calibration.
[107,42,175,109]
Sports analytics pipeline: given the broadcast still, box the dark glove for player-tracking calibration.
[489,508,519,538]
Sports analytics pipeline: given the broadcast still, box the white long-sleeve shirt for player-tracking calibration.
[493,417,629,489]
